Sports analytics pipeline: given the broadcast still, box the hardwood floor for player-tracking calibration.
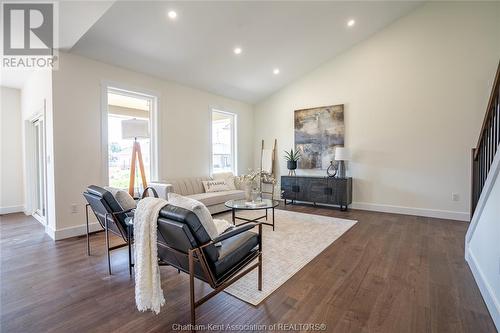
[0,205,495,333]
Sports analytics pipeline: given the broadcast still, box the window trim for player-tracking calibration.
[209,108,237,176]
[100,81,160,186]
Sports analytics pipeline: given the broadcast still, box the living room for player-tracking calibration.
[1,1,499,332]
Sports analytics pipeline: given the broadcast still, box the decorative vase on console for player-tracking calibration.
[287,160,297,171]
[327,160,337,177]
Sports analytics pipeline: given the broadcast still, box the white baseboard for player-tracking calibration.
[279,199,468,221]
[45,225,56,240]
[46,201,467,240]
[0,205,25,215]
[47,222,102,241]
[466,249,500,331]
[350,202,469,221]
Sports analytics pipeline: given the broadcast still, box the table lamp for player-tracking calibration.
[121,118,150,196]
[334,147,350,178]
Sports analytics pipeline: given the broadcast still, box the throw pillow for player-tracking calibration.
[202,179,231,193]
[212,172,237,190]
[167,193,219,240]
[213,219,233,235]
[105,187,137,211]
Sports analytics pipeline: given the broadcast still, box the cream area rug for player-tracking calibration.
[217,209,357,305]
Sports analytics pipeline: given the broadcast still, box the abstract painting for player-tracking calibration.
[294,104,344,169]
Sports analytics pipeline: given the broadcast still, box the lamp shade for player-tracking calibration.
[121,118,149,139]
[334,147,350,161]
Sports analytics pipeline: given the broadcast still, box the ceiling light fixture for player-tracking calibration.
[168,10,177,19]
[233,47,242,55]
[273,68,280,75]
[347,19,355,27]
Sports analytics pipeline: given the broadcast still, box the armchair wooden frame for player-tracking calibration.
[158,222,263,332]
[85,205,135,275]
[85,186,159,275]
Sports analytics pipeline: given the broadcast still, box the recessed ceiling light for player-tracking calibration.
[347,19,355,27]
[273,68,280,75]
[167,10,177,19]
[233,47,242,55]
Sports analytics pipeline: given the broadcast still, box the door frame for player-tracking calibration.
[25,104,47,225]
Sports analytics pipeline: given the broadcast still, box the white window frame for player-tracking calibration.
[209,108,237,176]
[100,81,160,186]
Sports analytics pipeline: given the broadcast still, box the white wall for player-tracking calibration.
[20,69,56,234]
[254,1,500,221]
[0,87,24,214]
[51,52,254,238]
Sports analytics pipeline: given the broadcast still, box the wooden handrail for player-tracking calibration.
[473,60,500,160]
[470,59,500,217]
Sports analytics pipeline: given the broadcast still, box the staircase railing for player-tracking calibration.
[470,60,500,217]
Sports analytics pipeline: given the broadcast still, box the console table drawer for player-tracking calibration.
[305,178,329,203]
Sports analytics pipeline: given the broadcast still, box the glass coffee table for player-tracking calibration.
[225,199,280,231]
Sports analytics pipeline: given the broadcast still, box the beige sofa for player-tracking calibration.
[149,174,245,214]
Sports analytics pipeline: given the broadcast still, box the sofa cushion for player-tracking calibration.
[202,179,232,193]
[188,190,245,207]
[160,177,210,196]
[212,172,237,190]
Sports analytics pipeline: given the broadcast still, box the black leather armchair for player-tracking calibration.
[83,185,158,275]
[156,204,263,329]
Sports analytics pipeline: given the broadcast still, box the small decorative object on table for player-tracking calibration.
[284,149,301,176]
[244,200,267,208]
[326,160,337,177]
[237,170,261,201]
[251,189,261,202]
[334,147,350,178]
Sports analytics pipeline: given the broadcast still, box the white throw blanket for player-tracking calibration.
[134,197,168,314]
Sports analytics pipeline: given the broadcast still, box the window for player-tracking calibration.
[106,87,157,192]
[211,109,236,175]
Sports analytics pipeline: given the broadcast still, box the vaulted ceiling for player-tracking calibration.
[3,1,423,101]
[71,1,423,103]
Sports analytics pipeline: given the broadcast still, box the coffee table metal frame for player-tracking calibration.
[224,199,279,231]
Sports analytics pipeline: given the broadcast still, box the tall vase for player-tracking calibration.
[244,184,252,201]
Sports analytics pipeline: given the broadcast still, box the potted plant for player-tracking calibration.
[284,149,300,175]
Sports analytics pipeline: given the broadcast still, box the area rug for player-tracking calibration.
[217,209,357,305]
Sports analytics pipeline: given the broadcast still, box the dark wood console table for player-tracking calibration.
[281,176,352,211]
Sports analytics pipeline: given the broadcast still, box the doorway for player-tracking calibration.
[33,118,45,218]
[26,113,47,224]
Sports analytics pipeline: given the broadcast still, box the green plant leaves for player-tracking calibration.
[283,148,301,161]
